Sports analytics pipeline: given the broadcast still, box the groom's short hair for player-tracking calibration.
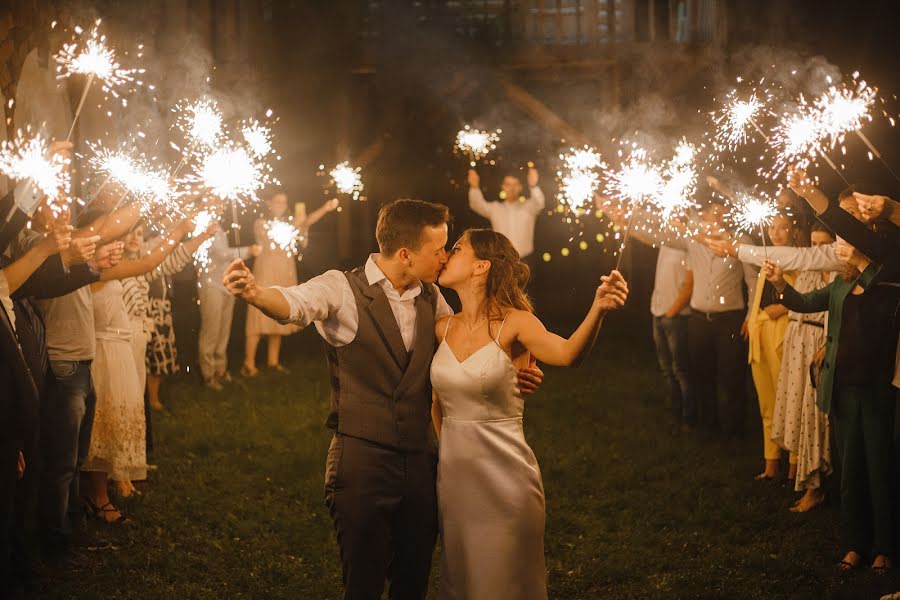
[376,199,450,256]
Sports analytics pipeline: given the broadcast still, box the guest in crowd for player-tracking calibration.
[763,181,899,573]
[198,219,260,390]
[242,192,337,376]
[467,166,545,277]
[746,211,801,480]
[80,211,215,521]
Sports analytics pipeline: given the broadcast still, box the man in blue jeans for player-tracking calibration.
[650,245,694,433]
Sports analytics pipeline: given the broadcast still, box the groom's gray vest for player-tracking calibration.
[324,267,438,451]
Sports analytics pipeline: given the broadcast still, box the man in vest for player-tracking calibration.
[223,198,543,599]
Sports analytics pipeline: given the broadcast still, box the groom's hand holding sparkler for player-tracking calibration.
[224,259,294,321]
[595,270,629,313]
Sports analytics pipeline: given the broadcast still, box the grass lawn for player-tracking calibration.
[37,316,900,599]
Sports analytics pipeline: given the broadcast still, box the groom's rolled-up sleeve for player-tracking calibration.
[272,269,347,327]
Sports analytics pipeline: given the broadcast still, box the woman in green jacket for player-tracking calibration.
[763,194,900,574]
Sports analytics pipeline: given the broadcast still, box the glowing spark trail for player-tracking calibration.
[55,21,146,141]
[0,128,71,216]
[454,126,501,167]
[327,162,364,200]
[264,219,303,257]
[557,147,605,212]
[714,92,768,152]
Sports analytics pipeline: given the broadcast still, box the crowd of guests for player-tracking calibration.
[0,139,336,598]
[612,169,900,575]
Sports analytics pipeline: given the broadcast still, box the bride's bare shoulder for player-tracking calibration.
[435,314,452,342]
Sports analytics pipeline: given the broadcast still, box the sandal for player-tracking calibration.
[83,497,129,525]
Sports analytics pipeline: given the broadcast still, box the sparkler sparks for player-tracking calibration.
[189,143,266,204]
[655,141,698,223]
[242,120,273,158]
[726,191,778,236]
[264,219,303,256]
[557,147,605,212]
[0,128,71,215]
[54,21,146,94]
[327,162,364,200]
[769,103,823,175]
[192,210,216,271]
[603,148,664,207]
[454,126,501,166]
[174,97,224,150]
[814,81,876,147]
[713,91,768,151]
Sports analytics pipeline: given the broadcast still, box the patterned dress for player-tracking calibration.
[771,270,833,491]
[146,240,186,376]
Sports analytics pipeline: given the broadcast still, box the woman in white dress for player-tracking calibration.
[81,215,213,520]
[430,228,628,599]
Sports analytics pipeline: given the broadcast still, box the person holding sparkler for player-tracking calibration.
[745,211,803,481]
[467,166,545,276]
[79,209,214,516]
[762,192,899,572]
[431,229,627,599]
[242,192,338,376]
[223,199,545,598]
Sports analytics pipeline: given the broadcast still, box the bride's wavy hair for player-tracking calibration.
[464,228,533,322]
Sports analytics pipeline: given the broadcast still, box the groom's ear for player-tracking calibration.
[397,247,411,264]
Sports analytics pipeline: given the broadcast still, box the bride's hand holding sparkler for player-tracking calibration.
[787,167,829,214]
[762,259,786,292]
[467,169,480,189]
[594,270,629,313]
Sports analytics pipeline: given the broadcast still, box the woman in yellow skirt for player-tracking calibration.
[747,212,803,480]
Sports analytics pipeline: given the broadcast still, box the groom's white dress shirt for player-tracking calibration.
[274,254,453,350]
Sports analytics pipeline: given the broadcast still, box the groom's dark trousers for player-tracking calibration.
[322,268,440,600]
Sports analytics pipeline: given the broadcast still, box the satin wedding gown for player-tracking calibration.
[431,316,547,599]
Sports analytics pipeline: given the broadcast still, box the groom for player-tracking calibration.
[223,198,543,599]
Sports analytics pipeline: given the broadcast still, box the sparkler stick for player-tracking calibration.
[66,73,94,142]
[855,130,900,185]
[231,200,242,259]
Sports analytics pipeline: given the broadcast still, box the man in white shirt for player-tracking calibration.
[223,198,543,598]
[467,167,545,262]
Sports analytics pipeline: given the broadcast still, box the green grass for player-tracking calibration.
[39,317,900,599]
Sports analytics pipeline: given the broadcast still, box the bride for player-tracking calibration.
[431,228,628,599]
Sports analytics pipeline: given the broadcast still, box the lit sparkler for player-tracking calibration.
[0,128,71,216]
[603,147,665,271]
[242,120,273,158]
[189,144,265,204]
[556,147,605,213]
[726,191,778,258]
[713,91,768,152]
[327,162,364,200]
[192,209,216,271]
[454,126,501,167]
[55,21,147,141]
[173,97,224,151]
[264,219,303,257]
